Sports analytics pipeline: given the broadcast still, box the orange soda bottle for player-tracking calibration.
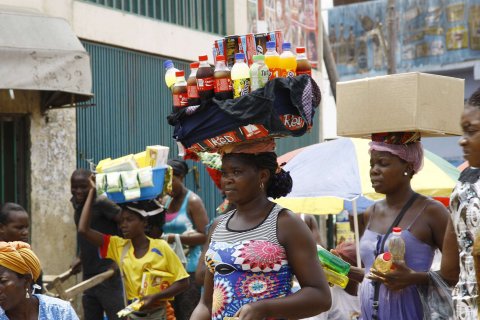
[279,42,297,78]
[264,41,280,80]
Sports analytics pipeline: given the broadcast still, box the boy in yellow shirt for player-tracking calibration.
[78,176,189,319]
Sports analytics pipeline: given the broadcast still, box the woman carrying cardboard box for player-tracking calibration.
[358,132,458,320]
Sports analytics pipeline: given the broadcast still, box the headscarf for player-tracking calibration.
[369,132,424,173]
[0,241,41,281]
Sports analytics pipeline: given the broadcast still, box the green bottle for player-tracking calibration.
[317,245,351,275]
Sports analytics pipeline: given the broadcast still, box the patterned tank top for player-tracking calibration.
[206,204,292,320]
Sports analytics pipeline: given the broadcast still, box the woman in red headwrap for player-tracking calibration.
[0,241,79,319]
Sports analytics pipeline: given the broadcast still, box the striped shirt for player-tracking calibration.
[211,204,282,245]
[206,204,292,320]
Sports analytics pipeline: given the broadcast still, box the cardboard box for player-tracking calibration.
[337,72,464,137]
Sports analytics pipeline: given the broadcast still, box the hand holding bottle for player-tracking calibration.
[368,260,420,291]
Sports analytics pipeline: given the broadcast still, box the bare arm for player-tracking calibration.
[165,194,209,246]
[440,216,460,285]
[194,238,208,286]
[182,194,209,246]
[236,210,331,319]
[77,179,105,248]
[305,214,322,245]
[190,218,221,320]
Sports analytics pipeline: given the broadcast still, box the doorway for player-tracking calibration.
[0,115,28,208]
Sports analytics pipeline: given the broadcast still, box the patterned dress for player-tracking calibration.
[206,204,292,320]
[450,167,480,320]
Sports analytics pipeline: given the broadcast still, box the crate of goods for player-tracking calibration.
[105,166,168,204]
[336,72,464,137]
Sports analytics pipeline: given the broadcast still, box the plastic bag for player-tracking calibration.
[417,271,454,320]
[162,234,187,267]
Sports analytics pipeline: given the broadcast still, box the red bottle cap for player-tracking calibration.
[190,62,199,68]
[199,55,208,61]
[392,227,402,233]
[382,252,392,261]
[296,47,306,54]
[216,55,225,61]
[175,71,184,77]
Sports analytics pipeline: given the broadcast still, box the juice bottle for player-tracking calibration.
[279,42,297,78]
[388,227,406,263]
[373,252,393,273]
[187,62,200,106]
[250,54,269,91]
[264,41,280,80]
[213,55,233,100]
[196,55,214,101]
[295,47,312,76]
[317,245,351,275]
[231,53,250,98]
[164,60,179,90]
[172,71,188,109]
[323,266,349,288]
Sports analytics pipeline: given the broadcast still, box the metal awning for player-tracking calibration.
[0,6,93,108]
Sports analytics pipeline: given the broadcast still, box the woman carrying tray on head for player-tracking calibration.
[161,159,209,320]
[191,139,331,320]
[78,176,190,320]
[358,132,459,320]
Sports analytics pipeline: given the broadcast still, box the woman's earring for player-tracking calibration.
[260,182,264,190]
[25,288,30,299]
[404,172,408,176]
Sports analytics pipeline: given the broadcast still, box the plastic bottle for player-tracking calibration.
[213,55,233,100]
[249,55,269,91]
[388,227,406,263]
[164,60,179,90]
[264,41,280,80]
[187,62,201,106]
[373,252,393,273]
[279,42,297,78]
[196,55,215,101]
[323,266,349,288]
[316,245,351,275]
[231,53,250,98]
[295,47,312,76]
[172,71,188,109]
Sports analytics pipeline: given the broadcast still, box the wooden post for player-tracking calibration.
[386,0,397,74]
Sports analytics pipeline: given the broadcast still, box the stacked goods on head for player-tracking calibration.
[166,30,321,154]
[336,72,464,137]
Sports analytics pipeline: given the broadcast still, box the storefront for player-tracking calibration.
[0,5,92,275]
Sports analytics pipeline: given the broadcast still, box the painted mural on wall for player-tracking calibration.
[328,0,480,79]
[247,0,319,67]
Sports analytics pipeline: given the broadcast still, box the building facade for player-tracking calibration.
[0,0,323,282]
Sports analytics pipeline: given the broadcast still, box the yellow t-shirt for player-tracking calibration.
[100,235,189,300]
